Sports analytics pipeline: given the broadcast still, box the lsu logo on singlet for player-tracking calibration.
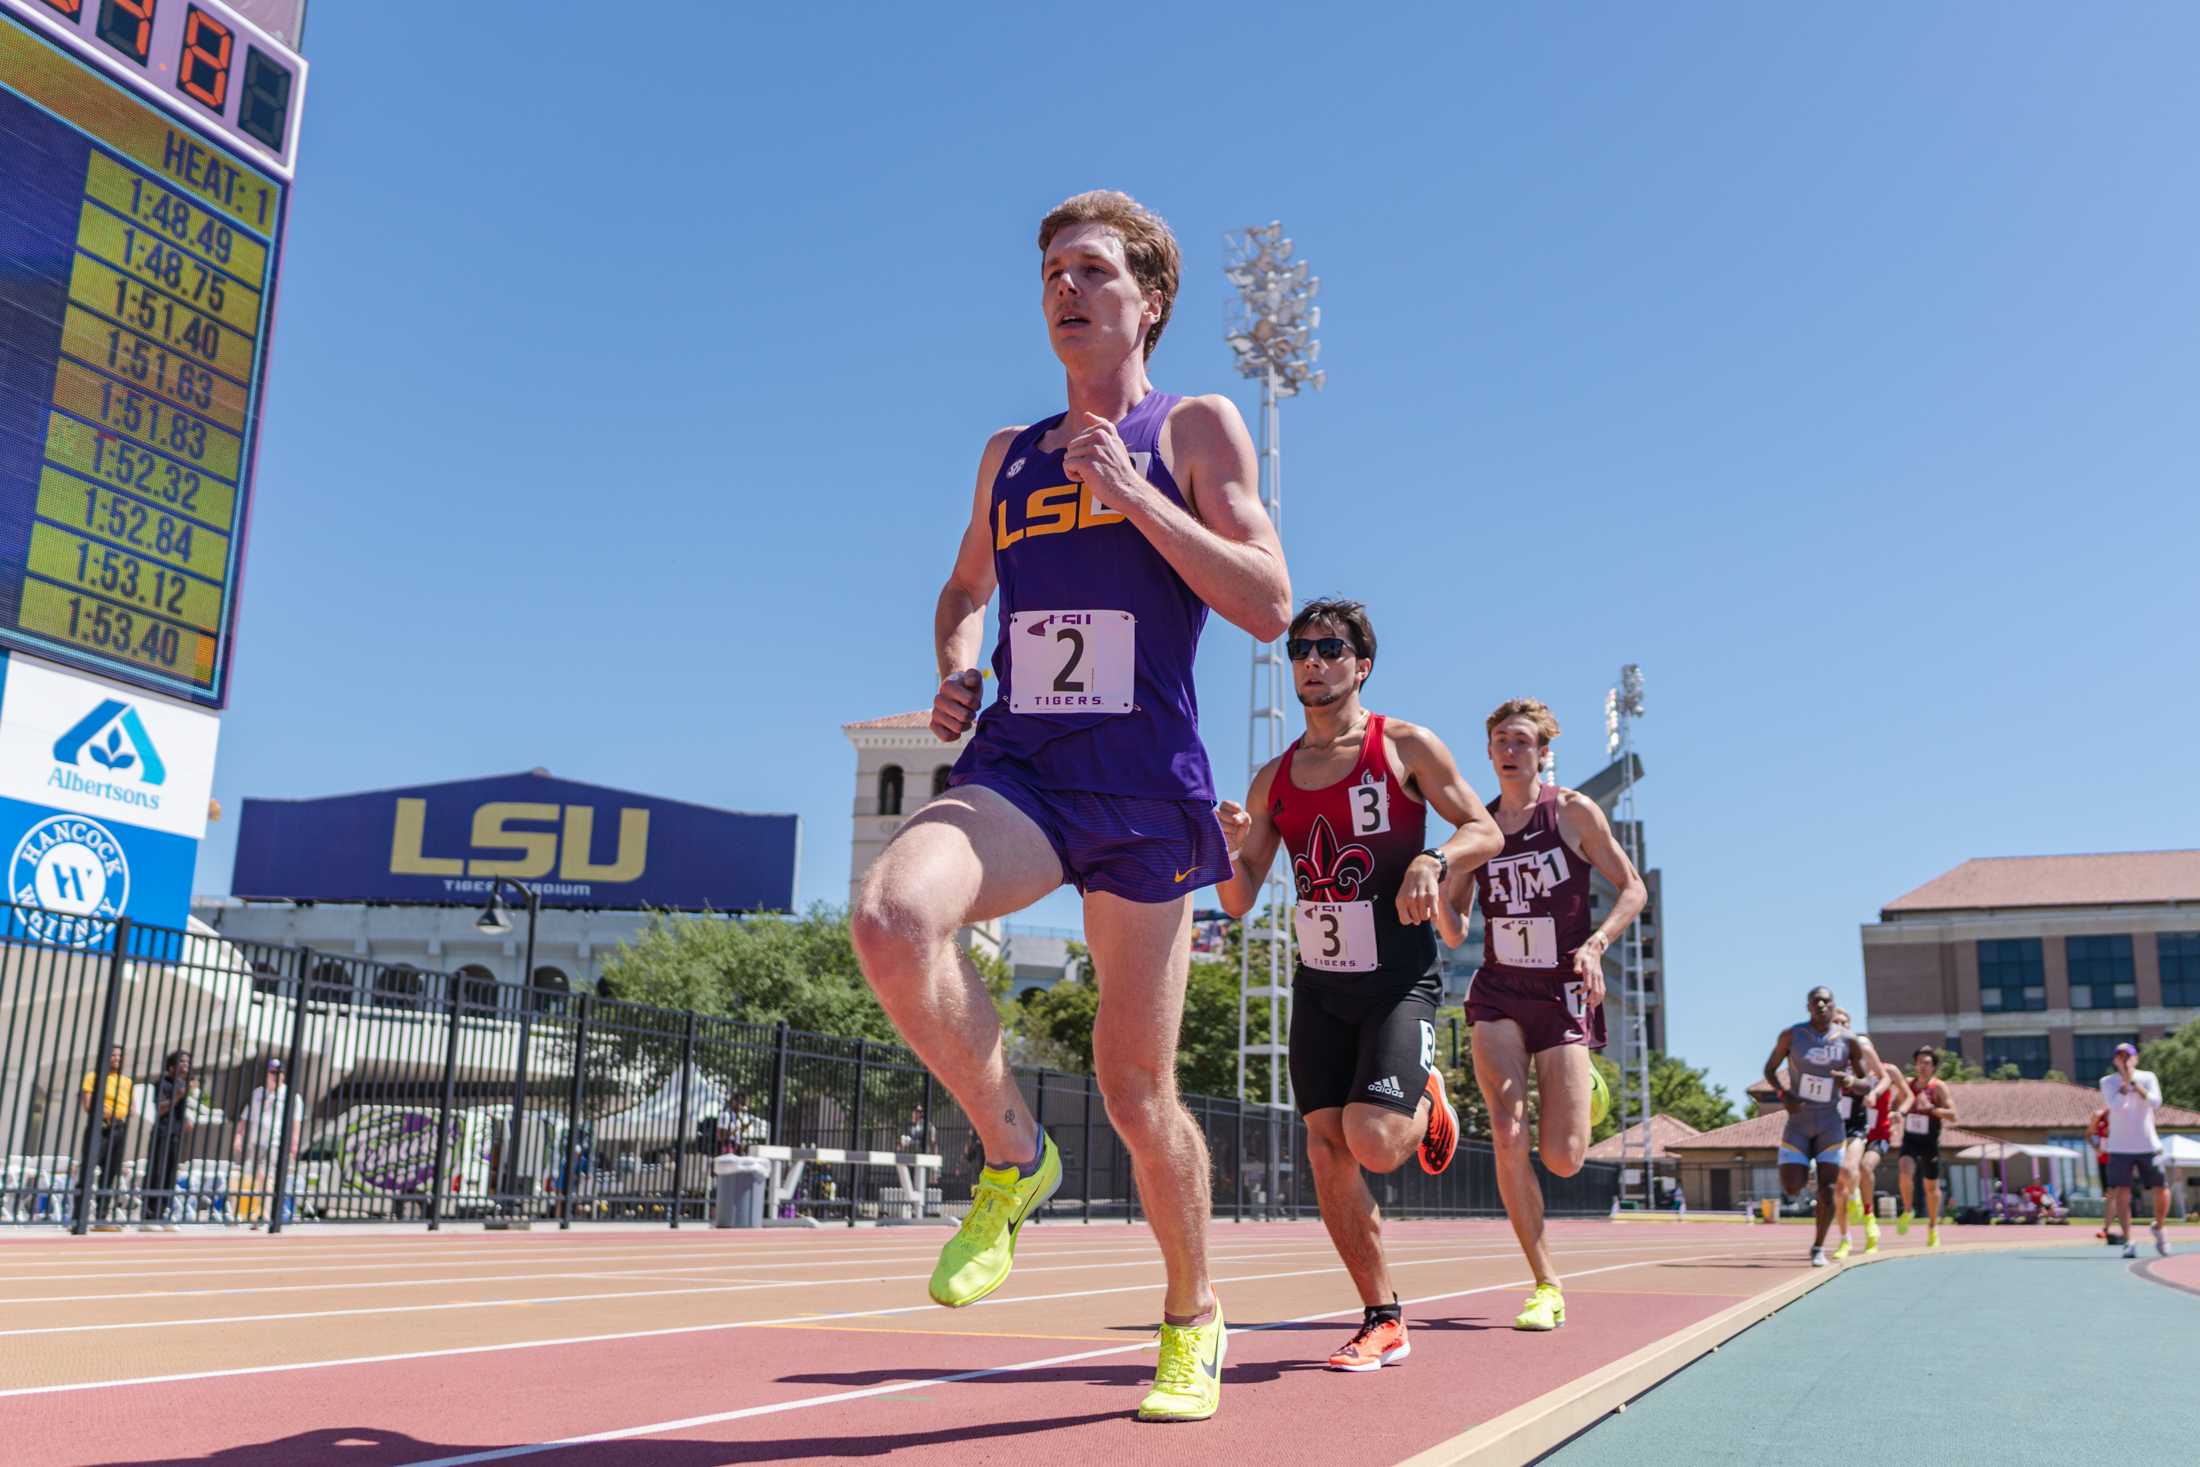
[1486,847,1572,915]
[994,453,1152,550]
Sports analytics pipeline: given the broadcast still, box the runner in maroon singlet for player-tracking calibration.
[1438,698,1646,1332]
[1214,599,1499,1372]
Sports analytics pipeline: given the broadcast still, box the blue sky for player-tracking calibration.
[194,3,2200,1101]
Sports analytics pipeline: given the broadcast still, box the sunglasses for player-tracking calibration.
[1286,636,1355,663]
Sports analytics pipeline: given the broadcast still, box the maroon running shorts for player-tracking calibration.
[1465,968,1608,1055]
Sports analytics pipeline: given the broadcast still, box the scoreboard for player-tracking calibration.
[0,0,304,707]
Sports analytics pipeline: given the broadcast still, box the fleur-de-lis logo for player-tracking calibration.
[1293,814,1374,901]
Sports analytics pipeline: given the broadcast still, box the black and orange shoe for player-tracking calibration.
[1328,1312,1410,1372]
[1418,1066,1459,1175]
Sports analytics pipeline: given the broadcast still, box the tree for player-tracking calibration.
[600,904,910,1040]
[1931,1048,1980,1082]
[2141,1016,2200,1112]
[1989,1062,2024,1081]
[1009,941,1281,1100]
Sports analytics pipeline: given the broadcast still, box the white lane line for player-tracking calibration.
[393,1247,1783,1467]
[0,1238,1492,1307]
[0,1237,1782,1363]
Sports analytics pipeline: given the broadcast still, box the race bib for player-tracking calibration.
[1905,1113,1931,1135]
[1295,900,1378,973]
[1798,1073,1834,1104]
[1348,774,1391,836]
[1490,916,1558,969]
[1007,610,1134,714]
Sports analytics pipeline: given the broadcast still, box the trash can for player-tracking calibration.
[713,1155,769,1228]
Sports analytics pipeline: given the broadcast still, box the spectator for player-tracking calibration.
[231,1058,300,1229]
[78,1044,132,1222]
[898,1103,937,1155]
[143,1050,193,1231]
[1672,1181,1688,1216]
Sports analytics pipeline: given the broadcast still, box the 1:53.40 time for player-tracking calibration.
[60,595,185,671]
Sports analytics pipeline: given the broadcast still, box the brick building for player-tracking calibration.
[1859,851,2200,1079]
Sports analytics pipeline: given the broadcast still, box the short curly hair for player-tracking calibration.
[1485,697,1561,746]
[1037,190,1181,361]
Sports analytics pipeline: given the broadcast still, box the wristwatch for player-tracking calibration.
[1418,848,1447,883]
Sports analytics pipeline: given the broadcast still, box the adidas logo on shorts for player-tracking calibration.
[1367,1075,1406,1100]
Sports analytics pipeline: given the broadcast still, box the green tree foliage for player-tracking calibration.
[2140,1016,2200,1112]
[599,905,907,1040]
[1989,1062,2024,1081]
[1930,1048,1981,1082]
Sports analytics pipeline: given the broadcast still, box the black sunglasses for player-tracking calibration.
[1286,636,1355,663]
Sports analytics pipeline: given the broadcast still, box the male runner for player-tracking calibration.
[1896,1045,1958,1247]
[1763,988,1874,1267]
[1213,599,1501,1371]
[1438,698,1645,1330]
[2100,1042,2171,1259]
[851,191,1289,1423]
[1827,1008,1909,1259]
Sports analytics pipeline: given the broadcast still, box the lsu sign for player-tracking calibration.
[230,771,798,911]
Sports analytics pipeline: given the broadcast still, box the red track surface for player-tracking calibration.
[0,1219,2023,1465]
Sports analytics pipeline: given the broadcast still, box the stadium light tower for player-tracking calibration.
[1606,664,1652,1208]
[1224,223,1323,1112]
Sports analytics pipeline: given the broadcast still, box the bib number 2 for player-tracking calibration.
[1007,610,1135,714]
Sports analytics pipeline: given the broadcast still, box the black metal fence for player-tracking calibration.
[0,904,1623,1231]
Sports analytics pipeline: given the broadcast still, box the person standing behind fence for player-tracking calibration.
[231,1058,299,1230]
[142,1050,193,1231]
[78,1044,133,1222]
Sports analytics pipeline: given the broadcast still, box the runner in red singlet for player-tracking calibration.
[1215,599,1500,1372]
[1828,1007,1909,1258]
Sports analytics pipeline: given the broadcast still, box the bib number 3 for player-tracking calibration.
[1007,610,1135,714]
[1294,901,1378,973]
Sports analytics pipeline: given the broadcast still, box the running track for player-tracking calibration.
[0,1219,2094,1465]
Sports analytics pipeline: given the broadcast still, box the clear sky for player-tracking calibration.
[195,2,2200,1102]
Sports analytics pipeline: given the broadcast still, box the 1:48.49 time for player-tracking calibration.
[62,595,183,669]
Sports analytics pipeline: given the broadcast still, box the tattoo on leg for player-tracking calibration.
[1005,1109,1017,1126]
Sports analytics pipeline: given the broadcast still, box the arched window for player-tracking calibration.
[530,966,571,1015]
[932,766,953,798]
[456,963,502,1015]
[878,764,904,816]
[374,965,423,1011]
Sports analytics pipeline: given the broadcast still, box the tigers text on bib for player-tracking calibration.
[1295,901,1378,973]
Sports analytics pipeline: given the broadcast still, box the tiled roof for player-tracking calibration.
[1584,1113,1702,1163]
[1929,1079,2200,1130]
[1882,851,2200,915]
[842,712,934,731]
[1666,1112,2000,1154]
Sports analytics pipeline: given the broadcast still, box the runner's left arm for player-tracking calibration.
[1064,398,1290,640]
[1557,791,1647,1008]
[1391,722,1503,929]
[1213,760,1283,919]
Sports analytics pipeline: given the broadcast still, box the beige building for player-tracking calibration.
[1860,851,2200,1079]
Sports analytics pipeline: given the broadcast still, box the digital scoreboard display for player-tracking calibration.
[0,0,303,706]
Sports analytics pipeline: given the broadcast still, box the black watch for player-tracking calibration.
[1418,848,1447,883]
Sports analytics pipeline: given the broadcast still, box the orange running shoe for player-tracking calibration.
[1328,1313,1411,1372]
[1419,1067,1459,1175]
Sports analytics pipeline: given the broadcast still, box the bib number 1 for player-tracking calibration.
[1007,610,1135,714]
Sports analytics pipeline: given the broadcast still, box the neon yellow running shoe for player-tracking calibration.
[1588,1064,1611,1128]
[1832,1238,1852,1261]
[1138,1299,1227,1422]
[1896,1210,1912,1236]
[929,1132,1061,1308]
[1926,1226,1940,1249]
[1864,1216,1881,1253]
[1514,1283,1565,1331]
[1847,1196,1864,1225]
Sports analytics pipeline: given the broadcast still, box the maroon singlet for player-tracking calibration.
[1466,783,1607,1051]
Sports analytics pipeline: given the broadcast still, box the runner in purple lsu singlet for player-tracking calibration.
[950,390,1231,901]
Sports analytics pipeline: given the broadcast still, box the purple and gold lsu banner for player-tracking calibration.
[230,772,798,912]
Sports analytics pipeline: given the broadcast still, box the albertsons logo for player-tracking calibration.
[10,813,130,948]
[49,700,167,814]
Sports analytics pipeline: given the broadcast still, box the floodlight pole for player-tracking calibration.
[1224,224,1323,1131]
[1607,666,1652,1210]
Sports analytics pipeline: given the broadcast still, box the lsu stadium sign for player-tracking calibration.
[229,771,798,912]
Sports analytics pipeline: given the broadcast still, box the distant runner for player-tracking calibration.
[2100,1043,2170,1260]
[1828,1006,1908,1259]
[1896,1046,1958,1249]
[1762,988,1867,1268]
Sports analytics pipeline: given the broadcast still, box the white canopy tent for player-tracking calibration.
[591,1070,728,1146]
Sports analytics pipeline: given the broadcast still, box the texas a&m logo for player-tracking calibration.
[1486,846,1571,915]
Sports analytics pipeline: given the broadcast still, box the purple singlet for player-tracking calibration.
[952,390,1215,802]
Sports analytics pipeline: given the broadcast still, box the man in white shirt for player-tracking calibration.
[2099,1043,2169,1260]
[231,1058,301,1229]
